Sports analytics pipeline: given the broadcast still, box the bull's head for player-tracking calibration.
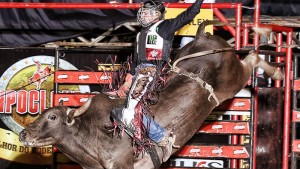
[19,98,92,147]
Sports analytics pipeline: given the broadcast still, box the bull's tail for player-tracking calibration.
[195,20,226,38]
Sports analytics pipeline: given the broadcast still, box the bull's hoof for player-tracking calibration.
[272,70,284,80]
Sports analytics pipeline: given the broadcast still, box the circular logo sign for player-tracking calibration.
[0,56,90,134]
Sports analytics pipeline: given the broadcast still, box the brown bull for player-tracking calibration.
[19,22,283,169]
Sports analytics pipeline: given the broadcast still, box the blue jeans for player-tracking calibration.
[124,63,166,143]
[143,115,166,143]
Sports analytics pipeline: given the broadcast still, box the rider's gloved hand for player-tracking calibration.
[117,73,133,97]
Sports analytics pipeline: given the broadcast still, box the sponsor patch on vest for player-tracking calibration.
[146,49,162,60]
[147,35,158,45]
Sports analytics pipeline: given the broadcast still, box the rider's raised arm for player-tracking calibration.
[157,0,204,40]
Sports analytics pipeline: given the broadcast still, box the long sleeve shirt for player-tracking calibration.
[130,0,204,75]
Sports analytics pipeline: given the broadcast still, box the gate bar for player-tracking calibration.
[252,22,293,169]
[1,1,247,168]
[0,2,240,9]
[275,33,283,87]
[282,31,293,169]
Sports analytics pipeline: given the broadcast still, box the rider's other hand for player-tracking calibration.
[117,84,129,97]
[117,73,133,98]
[125,73,133,84]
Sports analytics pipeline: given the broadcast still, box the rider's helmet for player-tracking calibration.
[137,0,166,27]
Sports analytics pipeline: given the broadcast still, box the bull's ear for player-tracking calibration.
[66,108,75,125]
[74,97,92,117]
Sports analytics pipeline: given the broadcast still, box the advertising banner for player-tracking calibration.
[0,48,56,168]
[0,47,129,168]
[165,8,213,36]
[0,128,52,164]
[0,48,90,168]
[0,55,89,134]
[169,158,224,168]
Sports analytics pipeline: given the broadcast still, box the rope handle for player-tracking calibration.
[172,47,234,71]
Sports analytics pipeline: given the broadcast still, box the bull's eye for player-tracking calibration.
[48,114,57,121]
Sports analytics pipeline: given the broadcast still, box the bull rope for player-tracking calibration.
[171,47,236,106]
[172,47,234,71]
[176,70,220,106]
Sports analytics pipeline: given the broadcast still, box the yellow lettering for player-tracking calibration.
[19,146,30,153]
[36,147,53,154]
[1,142,18,151]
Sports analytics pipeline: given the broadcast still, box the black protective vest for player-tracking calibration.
[137,21,172,63]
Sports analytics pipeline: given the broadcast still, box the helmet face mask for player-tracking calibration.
[137,0,165,27]
[137,8,161,27]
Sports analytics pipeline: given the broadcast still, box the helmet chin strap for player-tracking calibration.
[144,16,160,27]
[152,18,160,24]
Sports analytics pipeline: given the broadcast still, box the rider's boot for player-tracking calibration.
[111,107,135,132]
[158,132,176,162]
[111,72,150,129]
[111,107,124,123]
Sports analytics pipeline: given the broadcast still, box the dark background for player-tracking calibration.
[0,0,299,46]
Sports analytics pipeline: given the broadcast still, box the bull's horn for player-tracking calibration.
[74,97,92,117]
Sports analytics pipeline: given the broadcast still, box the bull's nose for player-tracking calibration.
[19,130,27,141]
